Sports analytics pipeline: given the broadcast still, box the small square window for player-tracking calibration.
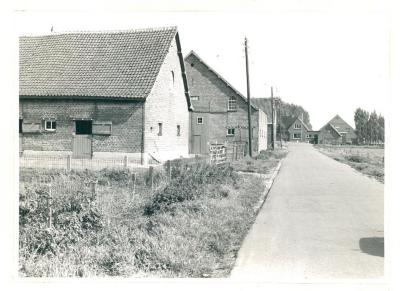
[227,128,235,136]
[177,125,181,136]
[197,117,203,124]
[158,123,163,136]
[190,96,199,101]
[44,120,56,131]
[294,123,301,129]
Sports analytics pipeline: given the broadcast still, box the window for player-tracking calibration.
[197,117,203,124]
[92,121,112,135]
[158,123,163,136]
[293,133,301,139]
[306,134,311,138]
[19,119,23,133]
[75,120,92,135]
[177,125,181,136]
[294,123,301,129]
[228,97,237,111]
[171,71,175,86]
[190,96,199,101]
[227,128,235,136]
[44,120,56,131]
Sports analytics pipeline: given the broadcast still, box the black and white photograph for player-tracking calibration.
[3,0,399,290]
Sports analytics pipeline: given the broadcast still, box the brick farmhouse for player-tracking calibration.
[19,27,192,164]
[317,115,357,145]
[184,51,268,155]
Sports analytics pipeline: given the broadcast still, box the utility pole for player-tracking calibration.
[245,37,253,157]
[271,86,275,150]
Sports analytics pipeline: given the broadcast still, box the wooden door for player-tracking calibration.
[193,135,202,154]
[72,135,92,158]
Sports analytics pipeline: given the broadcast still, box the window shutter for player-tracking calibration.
[92,121,112,135]
[22,121,41,133]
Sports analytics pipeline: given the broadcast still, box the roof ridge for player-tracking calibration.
[20,26,178,38]
[185,50,259,111]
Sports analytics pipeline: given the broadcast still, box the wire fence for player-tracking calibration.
[19,155,157,171]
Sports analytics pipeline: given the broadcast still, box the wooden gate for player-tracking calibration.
[72,135,92,158]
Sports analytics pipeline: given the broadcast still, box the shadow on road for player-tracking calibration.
[359,237,384,257]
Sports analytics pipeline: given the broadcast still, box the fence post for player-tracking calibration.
[124,155,128,168]
[149,166,154,190]
[67,155,72,172]
[90,181,97,201]
[47,184,52,228]
[166,160,171,181]
[132,173,136,198]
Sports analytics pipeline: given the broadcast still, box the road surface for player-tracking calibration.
[230,143,384,281]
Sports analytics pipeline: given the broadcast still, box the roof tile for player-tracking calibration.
[20,27,178,99]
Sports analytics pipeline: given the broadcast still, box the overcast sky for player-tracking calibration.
[15,1,389,129]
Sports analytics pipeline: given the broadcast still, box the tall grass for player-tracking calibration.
[19,161,267,277]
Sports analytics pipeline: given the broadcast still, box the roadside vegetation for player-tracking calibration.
[231,148,288,174]
[315,144,384,183]
[19,150,285,277]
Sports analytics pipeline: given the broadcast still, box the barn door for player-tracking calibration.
[193,135,202,154]
[73,120,92,158]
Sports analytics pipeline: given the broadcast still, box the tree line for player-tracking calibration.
[354,108,384,144]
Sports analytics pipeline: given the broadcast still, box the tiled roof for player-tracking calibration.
[20,27,178,99]
[184,51,258,111]
[327,123,342,136]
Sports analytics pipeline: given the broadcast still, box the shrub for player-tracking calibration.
[346,154,367,163]
[144,163,237,215]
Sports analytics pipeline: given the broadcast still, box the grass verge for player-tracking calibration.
[231,149,288,174]
[314,145,384,183]
[19,156,281,277]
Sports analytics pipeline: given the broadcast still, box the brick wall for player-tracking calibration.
[185,54,266,154]
[318,125,342,144]
[287,117,309,142]
[144,35,190,161]
[19,99,144,155]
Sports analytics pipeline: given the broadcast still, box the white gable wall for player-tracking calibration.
[144,36,190,162]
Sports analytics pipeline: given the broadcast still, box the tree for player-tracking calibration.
[378,114,385,144]
[368,111,379,144]
[354,108,369,144]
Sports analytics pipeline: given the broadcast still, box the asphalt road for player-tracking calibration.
[230,143,384,281]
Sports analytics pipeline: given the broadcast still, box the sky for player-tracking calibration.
[14,0,390,130]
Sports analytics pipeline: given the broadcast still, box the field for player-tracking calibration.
[19,150,286,277]
[315,145,384,183]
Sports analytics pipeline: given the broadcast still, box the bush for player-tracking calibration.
[144,163,237,215]
[346,154,367,163]
[256,149,288,160]
[98,168,132,184]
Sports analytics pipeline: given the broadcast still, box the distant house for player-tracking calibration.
[19,27,192,164]
[317,115,357,144]
[286,115,315,143]
[184,51,268,155]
